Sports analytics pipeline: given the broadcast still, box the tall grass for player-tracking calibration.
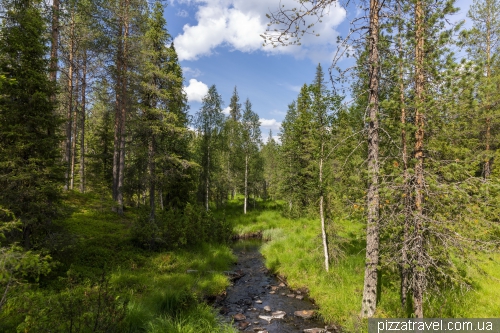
[1,192,238,333]
[225,198,500,332]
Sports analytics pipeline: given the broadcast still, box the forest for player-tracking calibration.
[0,0,499,332]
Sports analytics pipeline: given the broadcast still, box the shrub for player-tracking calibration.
[131,204,232,250]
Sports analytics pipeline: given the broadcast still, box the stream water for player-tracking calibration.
[216,240,335,333]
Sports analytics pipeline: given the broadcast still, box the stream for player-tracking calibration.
[216,240,336,333]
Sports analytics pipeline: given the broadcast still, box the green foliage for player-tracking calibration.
[16,274,128,333]
[0,208,51,314]
[131,203,232,250]
[0,0,64,248]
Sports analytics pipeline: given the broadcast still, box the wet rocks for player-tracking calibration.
[238,321,250,330]
[303,329,330,333]
[294,310,316,319]
[271,310,286,319]
[233,313,246,321]
[263,305,271,312]
[258,315,274,323]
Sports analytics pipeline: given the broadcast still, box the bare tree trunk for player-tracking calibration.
[361,0,381,318]
[64,21,75,191]
[112,28,122,203]
[412,0,425,318]
[70,80,78,190]
[319,142,329,272]
[484,20,492,179]
[50,0,59,85]
[485,118,491,178]
[398,4,410,308]
[244,154,248,214]
[116,0,130,215]
[159,189,164,210]
[149,136,156,221]
[79,50,87,193]
[206,145,210,211]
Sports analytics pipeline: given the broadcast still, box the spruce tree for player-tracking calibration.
[0,0,63,249]
[194,85,225,211]
[241,98,261,214]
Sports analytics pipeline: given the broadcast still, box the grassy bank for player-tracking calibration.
[1,192,236,333]
[226,199,500,332]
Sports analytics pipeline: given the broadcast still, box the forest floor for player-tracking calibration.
[1,192,237,333]
[2,193,499,333]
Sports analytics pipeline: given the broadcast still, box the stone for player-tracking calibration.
[258,315,273,323]
[263,305,271,312]
[279,282,286,287]
[287,294,295,298]
[233,313,246,321]
[294,310,316,319]
[255,300,262,304]
[271,286,279,291]
[303,329,329,333]
[271,310,286,319]
[238,321,250,329]
[296,295,304,300]
[269,291,275,294]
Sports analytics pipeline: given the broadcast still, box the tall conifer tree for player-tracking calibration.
[0,0,63,248]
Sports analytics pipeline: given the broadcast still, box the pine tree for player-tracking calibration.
[241,98,261,214]
[462,0,500,178]
[136,1,191,217]
[194,85,225,211]
[0,0,63,249]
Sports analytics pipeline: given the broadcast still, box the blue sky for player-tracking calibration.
[163,0,472,141]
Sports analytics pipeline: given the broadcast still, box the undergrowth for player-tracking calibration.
[0,191,237,333]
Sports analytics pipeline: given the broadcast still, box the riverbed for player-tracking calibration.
[216,240,334,333]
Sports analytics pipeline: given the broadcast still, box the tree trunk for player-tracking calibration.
[412,0,425,318]
[319,142,329,272]
[50,0,59,85]
[149,136,156,221]
[206,144,210,211]
[398,4,410,309]
[70,66,79,190]
[244,154,248,214]
[64,22,75,191]
[115,0,130,215]
[361,0,381,318]
[112,28,122,203]
[159,189,164,210]
[79,50,87,193]
[484,118,491,178]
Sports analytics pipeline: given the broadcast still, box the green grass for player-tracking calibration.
[225,198,500,332]
[2,191,237,333]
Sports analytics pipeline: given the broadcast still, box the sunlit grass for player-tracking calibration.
[39,191,238,333]
[226,198,500,332]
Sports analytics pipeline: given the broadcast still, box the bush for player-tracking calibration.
[131,204,232,250]
[15,273,128,333]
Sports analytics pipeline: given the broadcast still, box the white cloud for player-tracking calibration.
[177,9,189,17]
[183,67,202,77]
[222,106,231,115]
[184,79,209,102]
[173,0,346,62]
[259,118,281,133]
